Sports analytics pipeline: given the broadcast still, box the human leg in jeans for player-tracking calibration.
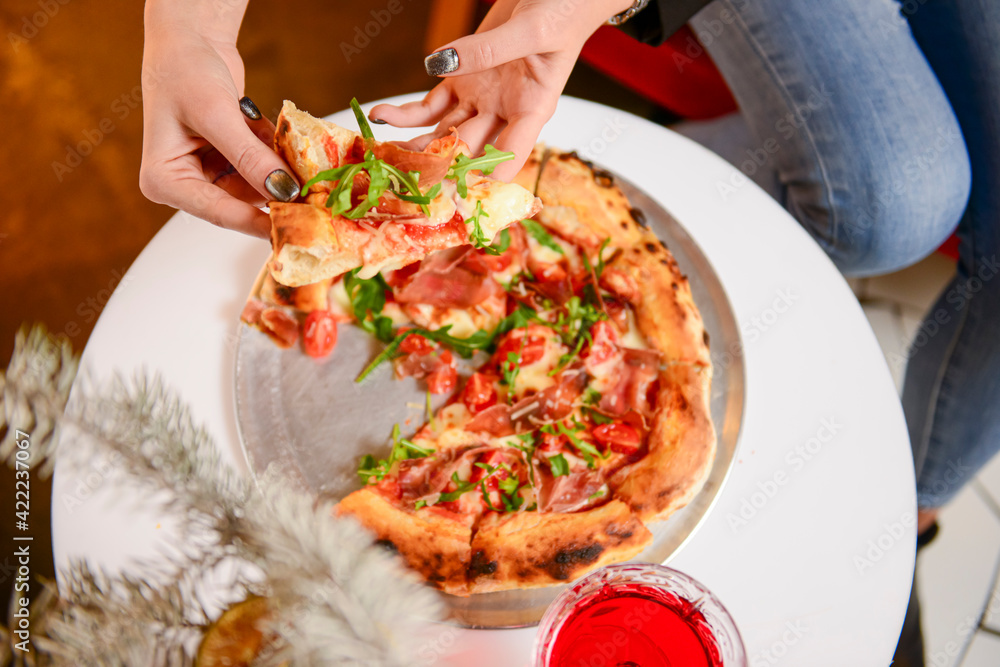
[687,1,1000,660]
[690,0,1000,510]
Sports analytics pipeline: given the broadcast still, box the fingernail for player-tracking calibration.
[239,96,262,120]
[265,169,299,202]
[424,48,459,76]
[369,117,387,125]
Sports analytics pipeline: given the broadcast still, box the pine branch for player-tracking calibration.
[0,325,445,665]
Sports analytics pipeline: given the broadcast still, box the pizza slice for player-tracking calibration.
[267,101,542,286]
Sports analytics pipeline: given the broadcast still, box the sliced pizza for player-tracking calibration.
[243,138,716,596]
[267,101,542,285]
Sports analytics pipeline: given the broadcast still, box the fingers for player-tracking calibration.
[173,176,272,238]
[192,96,299,204]
[369,85,454,128]
[425,15,544,77]
[490,111,549,182]
[454,113,505,157]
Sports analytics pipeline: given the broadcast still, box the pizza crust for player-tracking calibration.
[534,149,646,254]
[274,100,360,189]
[337,488,472,596]
[467,500,652,594]
[259,272,331,312]
[609,363,716,523]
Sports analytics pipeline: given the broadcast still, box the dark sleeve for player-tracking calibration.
[618,0,713,46]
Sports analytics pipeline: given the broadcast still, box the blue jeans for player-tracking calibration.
[690,0,1000,509]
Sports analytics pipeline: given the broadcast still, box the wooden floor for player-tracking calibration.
[0,1,658,607]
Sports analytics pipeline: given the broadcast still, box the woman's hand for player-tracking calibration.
[139,0,298,238]
[369,0,632,182]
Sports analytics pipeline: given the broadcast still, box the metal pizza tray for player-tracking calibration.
[234,169,746,628]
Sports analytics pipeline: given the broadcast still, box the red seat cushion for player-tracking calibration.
[580,25,737,120]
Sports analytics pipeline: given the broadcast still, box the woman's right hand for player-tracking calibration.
[138,0,298,238]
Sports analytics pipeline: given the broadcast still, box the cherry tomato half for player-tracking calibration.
[586,320,620,366]
[462,372,498,414]
[400,333,436,355]
[302,310,338,358]
[592,422,641,455]
[427,363,458,395]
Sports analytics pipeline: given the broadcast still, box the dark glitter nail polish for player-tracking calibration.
[424,48,459,76]
[265,169,299,202]
[369,117,388,125]
[239,96,262,120]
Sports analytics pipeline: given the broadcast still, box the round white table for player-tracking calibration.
[52,95,915,666]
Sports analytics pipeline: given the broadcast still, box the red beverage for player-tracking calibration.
[535,565,745,667]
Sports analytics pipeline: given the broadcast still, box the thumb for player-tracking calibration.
[425,15,545,77]
[197,100,300,202]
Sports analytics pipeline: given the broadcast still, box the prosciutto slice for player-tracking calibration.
[599,348,661,417]
[372,132,462,188]
[393,247,502,308]
[536,468,607,513]
[464,372,588,436]
[240,300,299,349]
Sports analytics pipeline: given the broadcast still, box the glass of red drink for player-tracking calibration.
[533,563,747,667]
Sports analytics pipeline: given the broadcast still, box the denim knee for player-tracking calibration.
[796,125,971,278]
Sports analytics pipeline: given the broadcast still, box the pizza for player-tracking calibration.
[242,129,716,596]
[266,100,542,285]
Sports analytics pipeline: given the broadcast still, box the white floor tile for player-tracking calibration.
[860,302,907,393]
[918,485,1000,667]
[865,253,955,312]
[957,630,1000,667]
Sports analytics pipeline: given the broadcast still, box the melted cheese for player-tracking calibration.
[620,309,649,350]
[465,175,539,242]
[512,340,567,397]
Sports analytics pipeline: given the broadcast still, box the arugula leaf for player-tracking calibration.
[357,422,432,484]
[395,182,442,206]
[480,480,502,511]
[502,351,520,389]
[557,421,600,468]
[501,487,525,512]
[493,305,545,339]
[343,269,394,343]
[301,162,361,198]
[548,453,570,477]
[582,387,602,406]
[466,201,503,255]
[355,325,493,383]
[522,219,564,255]
[438,472,478,502]
[447,144,515,197]
[357,454,387,483]
[350,97,374,141]
[499,476,520,496]
[584,407,613,425]
[490,228,511,254]
[581,237,612,281]
[588,487,608,502]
